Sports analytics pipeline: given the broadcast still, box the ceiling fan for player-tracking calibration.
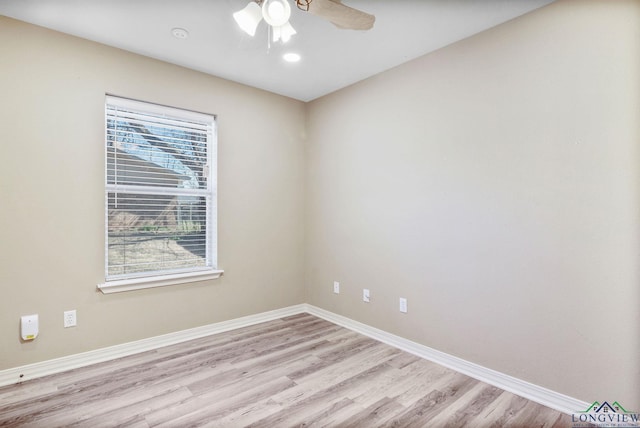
[299,0,375,31]
[233,0,375,44]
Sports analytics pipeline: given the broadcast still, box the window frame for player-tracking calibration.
[98,96,222,293]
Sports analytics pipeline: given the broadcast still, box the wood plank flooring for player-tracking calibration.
[0,314,572,427]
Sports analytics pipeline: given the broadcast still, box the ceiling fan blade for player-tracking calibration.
[307,0,375,31]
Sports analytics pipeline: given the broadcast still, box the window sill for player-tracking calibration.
[97,270,224,294]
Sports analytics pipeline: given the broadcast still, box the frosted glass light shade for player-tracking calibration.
[233,2,262,36]
[262,0,291,27]
[273,21,296,43]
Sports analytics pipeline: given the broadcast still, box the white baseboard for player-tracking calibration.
[0,303,587,417]
[0,304,307,388]
[304,304,589,416]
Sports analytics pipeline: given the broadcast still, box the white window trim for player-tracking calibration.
[97,269,224,294]
[100,95,223,293]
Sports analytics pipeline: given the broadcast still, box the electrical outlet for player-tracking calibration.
[399,298,408,313]
[64,310,77,328]
[363,289,370,302]
[333,281,340,294]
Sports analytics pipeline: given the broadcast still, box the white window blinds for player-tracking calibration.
[105,96,217,281]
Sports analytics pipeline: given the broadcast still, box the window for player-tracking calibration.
[99,96,221,293]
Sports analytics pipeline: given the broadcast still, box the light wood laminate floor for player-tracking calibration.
[0,313,572,427]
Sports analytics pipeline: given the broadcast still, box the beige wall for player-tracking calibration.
[305,0,639,408]
[0,17,306,368]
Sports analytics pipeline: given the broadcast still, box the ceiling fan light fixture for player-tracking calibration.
[233,1,263,36]
[262,0,291,27]
[273,21,296,43]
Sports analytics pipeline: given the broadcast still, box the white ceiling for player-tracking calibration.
[0,0,555,102]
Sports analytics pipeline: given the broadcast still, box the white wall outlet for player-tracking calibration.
[363,289,370,302]
[64,310,77,328]
[399,297,408,313]
[333,281,340,294]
